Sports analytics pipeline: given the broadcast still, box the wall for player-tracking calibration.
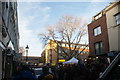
[118,25,120,50]
[21,56,41,65]
[0,47,2,80]
[106,2,120,51]
[51,49,57,65]
[88,15,109,56]
[0,1,2,79]
[0,2,19,79]
[43,40,89,65]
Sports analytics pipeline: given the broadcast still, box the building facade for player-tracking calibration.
[88,11,109,56]
[0,1,19,79]
[88,2,120,56]
[41,39,89,65]
[105,2,120,52]
[21,56,41,66]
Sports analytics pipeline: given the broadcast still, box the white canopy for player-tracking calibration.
[63,57,79,64]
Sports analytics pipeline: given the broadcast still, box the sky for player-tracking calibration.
[18,1,111,57]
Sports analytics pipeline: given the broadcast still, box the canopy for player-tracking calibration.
[63,57,79,64]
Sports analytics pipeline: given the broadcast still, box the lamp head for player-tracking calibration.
[26,45,29,49]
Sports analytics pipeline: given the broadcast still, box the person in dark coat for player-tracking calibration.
[58,65,65,80]
[65,64,73,80]
[13,65,36,80]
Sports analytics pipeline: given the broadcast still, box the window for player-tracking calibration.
[94,13,102,20]
[93,26,101,36]
[49,49,52,55]
[6,3,8,8]
[85,52,89,54]
[62,44,65,47]
[58,49,61,53]
[71,44,73,47]
[81,46,86,48]
[2,3,5,15]
[2,26,7,38]
[94,42,103,54]
[66,44,69,47]
[115,13,120,25]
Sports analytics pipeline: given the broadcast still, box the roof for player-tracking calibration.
[92,1,120,22]
[22,56,41,58]
[63,57,79,64]
[48,39,88,46]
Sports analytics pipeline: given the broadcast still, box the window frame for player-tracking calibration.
[115,12,120,25]
[93,26,102,36]
[94,41,103,54]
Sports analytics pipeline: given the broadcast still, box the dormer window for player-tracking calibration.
[95,13,102,20]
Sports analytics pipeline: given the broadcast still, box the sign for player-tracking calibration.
[58,59,65,62]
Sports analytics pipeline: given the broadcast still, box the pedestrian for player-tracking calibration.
[13,65,36,80]
[38,66,55,80]
[58,65,65,80]
[65,64,73,80]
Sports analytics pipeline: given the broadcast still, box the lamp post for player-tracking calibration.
[25,45,29,63]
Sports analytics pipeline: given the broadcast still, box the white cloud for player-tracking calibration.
[18,2,51,56]
[38,6,51,12]
[18,15,43,56]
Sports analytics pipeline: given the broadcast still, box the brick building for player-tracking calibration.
[41,39,89,65]
[88,12,109,56]
[88,2,120,57]
[22,56,41,66]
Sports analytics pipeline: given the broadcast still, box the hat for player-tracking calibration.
[44,74,53,79]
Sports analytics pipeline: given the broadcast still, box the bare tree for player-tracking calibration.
[19,47,25,56]
[39,15,88,60]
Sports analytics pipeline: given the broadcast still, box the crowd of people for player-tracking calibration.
[43,58,108,80]
[2,57,109,80]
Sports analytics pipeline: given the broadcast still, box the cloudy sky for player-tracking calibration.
[18,1,110,57]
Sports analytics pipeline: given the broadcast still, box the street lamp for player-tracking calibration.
[25,45,29,63]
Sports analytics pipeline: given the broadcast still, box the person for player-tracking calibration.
[13,65,36,80]
[58,65,65,80]
[38,66,54,80]
[1,78,8,80]
[75,59,88,80]
[44,74,54,80]
[65,64,73,80]
[12,66,22,80]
